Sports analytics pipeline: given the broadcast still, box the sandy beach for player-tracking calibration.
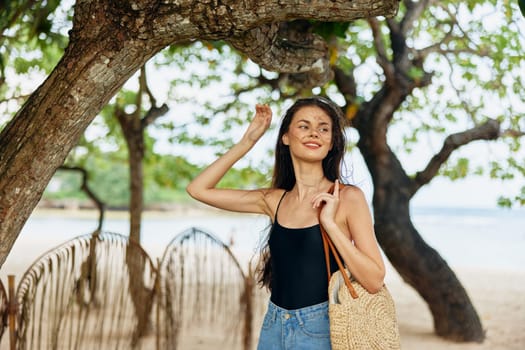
[0,208,524,349]
[387,266,525,350]
[175,266,525,350]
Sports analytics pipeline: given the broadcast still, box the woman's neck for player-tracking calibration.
[291,165,332,201]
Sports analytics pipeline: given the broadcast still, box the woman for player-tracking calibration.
[186,96,385,349]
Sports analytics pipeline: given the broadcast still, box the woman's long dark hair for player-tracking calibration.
[257,96,347,289]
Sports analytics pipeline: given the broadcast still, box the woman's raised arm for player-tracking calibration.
[186,104,273,215]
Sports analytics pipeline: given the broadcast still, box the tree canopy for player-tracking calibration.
[0,0,399,265]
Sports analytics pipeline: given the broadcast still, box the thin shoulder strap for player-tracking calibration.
[273,190,287,223]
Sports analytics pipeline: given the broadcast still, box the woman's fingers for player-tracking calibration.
[246,104,272,142]
[255,104,272,127]
[313,183,341,228]
[311,192,338,208]
[311,193,325,207]
[312,181,341,208]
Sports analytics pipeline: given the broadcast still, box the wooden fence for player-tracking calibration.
[0,228,260,350]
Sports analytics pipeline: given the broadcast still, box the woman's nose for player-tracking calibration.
[309,130,320,138]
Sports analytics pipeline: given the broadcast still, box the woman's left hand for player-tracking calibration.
[312,180,340,230]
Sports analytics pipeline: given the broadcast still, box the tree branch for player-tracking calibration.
[410,119,501,196]
[58,165,106,232]
[222,1,397,87]
[141,66,169,128]
[368,18,396,83]
[501,128,525,138]
[400,0,432,34]
[426,3,491,58]
[142,104,169,128]
[333,66,357,103]
[417,30,455,60]
[134,67,144,120]
[387,15,414,75]
[417,6,490,60]
[227,21,331,87]
[441,54,483,126]
[139,65,157,107]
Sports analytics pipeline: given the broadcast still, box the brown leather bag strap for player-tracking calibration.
[319,183,359,299]
[320,225,358,299]
[322,227,332,283]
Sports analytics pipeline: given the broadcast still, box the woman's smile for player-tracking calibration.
[303,141,322,149]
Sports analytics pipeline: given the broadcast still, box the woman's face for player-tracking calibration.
[282,105,333,162]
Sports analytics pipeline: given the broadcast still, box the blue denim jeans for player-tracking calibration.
[257,300,331,350]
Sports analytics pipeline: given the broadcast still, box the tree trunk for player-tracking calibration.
[332,7,487,336]
[115,67,171,340]
[376,211,485,341]
[357,133,485,342]
[117,104,154,341]
[128,138,143,244]
[0,37,152,266]
[116,111,144,243]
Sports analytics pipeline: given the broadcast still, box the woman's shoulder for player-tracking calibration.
[339,183,367,203]
[338,184,372,224]
[263,188,287,202]
[257,188,287,217]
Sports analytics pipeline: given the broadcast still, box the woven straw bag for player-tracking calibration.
[321,224,401,349]
[327,269,401,349]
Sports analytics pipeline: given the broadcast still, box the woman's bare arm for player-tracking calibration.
[313,181,386,293]
[186,104,273,215]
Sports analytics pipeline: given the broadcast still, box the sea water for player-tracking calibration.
[410,206,525,271]
[1,206,524,279]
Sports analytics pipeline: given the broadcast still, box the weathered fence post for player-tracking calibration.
[241,272,254,350]
[7,275,16,350]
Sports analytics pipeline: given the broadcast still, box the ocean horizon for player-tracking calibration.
[1,205,524,280]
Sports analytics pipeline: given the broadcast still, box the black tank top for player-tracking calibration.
[269,191,339,310]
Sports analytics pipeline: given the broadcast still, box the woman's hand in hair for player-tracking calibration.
[242,104,272,144]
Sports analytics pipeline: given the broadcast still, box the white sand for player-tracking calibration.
[386,266,525,350]
[0,208,524,349]
[162,266,525,350]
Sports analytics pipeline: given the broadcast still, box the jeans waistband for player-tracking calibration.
[267,299,328,323]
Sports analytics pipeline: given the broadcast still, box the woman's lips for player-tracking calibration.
[304,142,321,149]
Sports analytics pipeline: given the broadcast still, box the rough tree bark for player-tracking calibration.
[330,5,498,341]
[0,0,399,267]
[356,111,498,341]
